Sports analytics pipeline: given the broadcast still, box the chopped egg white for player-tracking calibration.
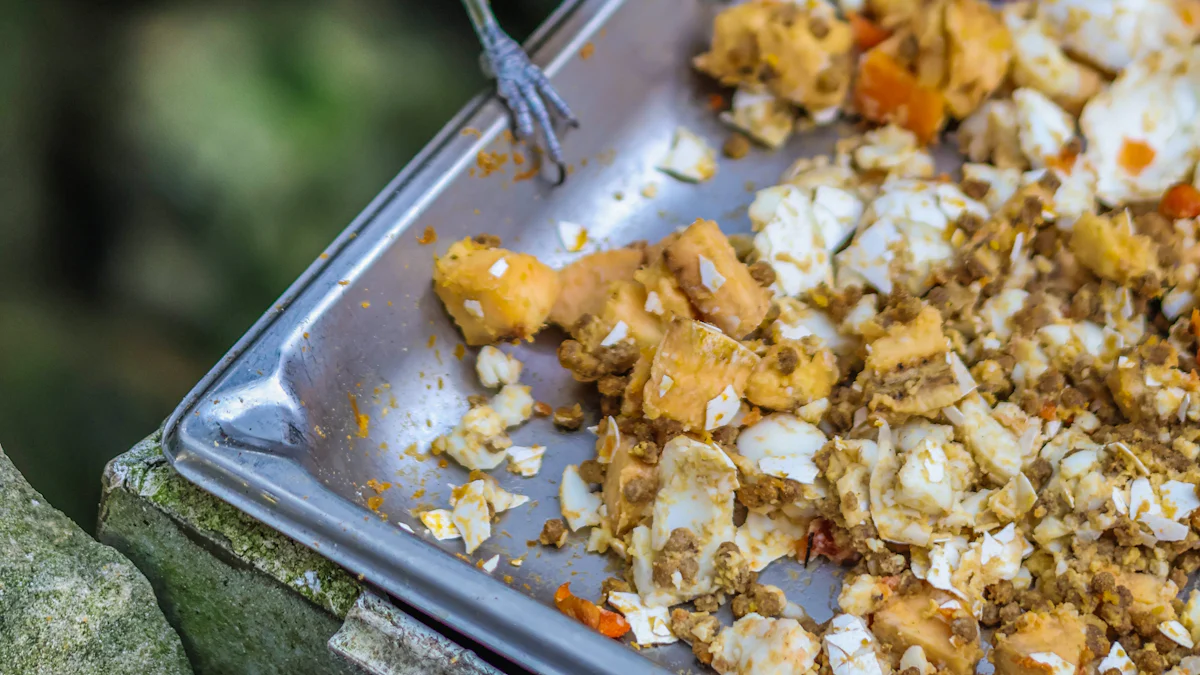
[600,321,630,347]
[1013,88,1075,169]
[1081,45,1200,206]
[1037,0,1200,73]
[705,384,741,430]
[480,554,499,574]
[505,445,545,477]
[488,257,508,278]
[659,126,717,182]
[823,614,885,675]
[751,186,835,297]
[490,384,534,427]
[1027,652,1075,675]
[853,124,934,179]
[710,614,820,675]
[463,299,484,319]
[475,345,522,388]
[558,221,589,252]
[734,511,806,572]
[451,480,491,554]
[1097,642,1137,675]
[559,464,603,531]
[736,413,825,484]
[720,87,796,149]
[419,509,460,540]
[1163,620,1196,648]
[698,255,726,291]
[607,592,677,646]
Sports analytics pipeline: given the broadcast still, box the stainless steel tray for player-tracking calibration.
[162,1,847,672]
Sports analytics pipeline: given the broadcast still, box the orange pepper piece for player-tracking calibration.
[848,12,890,51]
[554,583,631,639]
[1161,183,1200,220]
[853,49,946,144]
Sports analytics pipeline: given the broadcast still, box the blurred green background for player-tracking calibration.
[0,0,556,530]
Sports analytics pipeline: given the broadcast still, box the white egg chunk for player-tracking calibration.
[977,289,1030,341]
[962,163,1021,213]
[1184,591,1200,643]
[1009,18,1102,113]
[475,345,523,388]
[1037,0,1200,73]
[1161,480,1200,520]
[750,186,835,297]
[812,186,864,253]
[659,126,717,183]
[455,474,529,513]
[959,100,1023,168]
[772,299,854,355]
[710,614,821,675]
[1163,620,1197,649]
[435,405,510,471]
[736,414,825,485]
[853,124,935,179]
[558,221,589,252]
[735,511,806,572]
[1097,642,1137,675]
[505,444,545,477]
[899,646,933,675]
[706,384,741,430]
[559,464,603,531]
[1081,45,1200,206]
[419,509,460,540]
[1013,88,1075,169]
[895,438,954,515]
[720,87,797,149]
[823,614,886,675]
[949,394,1024,483]
[451,480,491,554]
[640,436,739,606]
[606,592,677,646]
[490,384,534,427]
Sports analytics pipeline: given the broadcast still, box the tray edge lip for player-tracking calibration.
[159,1,673,674]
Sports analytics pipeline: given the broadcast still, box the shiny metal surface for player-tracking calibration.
[163,1,854,672]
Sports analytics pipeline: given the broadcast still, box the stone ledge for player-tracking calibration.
[1,442,191,675]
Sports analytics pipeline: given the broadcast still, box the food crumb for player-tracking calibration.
[722,133,751,159]
[417,226,438,245]
[476,150,508,177]
[454,344,466,360]
[580,42,595,60]
[348,394,369,438]
[461,128,481,138]
[361,301,370,309]
[366,495,384,512]
[640,182,659,199]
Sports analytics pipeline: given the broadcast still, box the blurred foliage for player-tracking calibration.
[0,0,557,529]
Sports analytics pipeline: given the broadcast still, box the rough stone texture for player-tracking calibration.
[329,592,500,675]
[0,442,192,675]
[98,431,360,675]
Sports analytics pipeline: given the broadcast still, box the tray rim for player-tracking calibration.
[160,1,670,673]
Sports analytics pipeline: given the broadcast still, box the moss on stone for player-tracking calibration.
[0,443,192,675]
[102,431,360,617]
[99,431,361,675]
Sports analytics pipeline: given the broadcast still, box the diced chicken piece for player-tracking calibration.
[958,100,1024,169]
[720,87,797,148]
[603,441,658,535]
[913,0,1014,119]
[1036,0,1200,74]
[598,280,665,351]
[1080,45,1200,206]
[549,247,646,329]
[992,607,1087,675]
[643,319,760,431]
[1069,212,1159,286]
[694,0,854,118]
[634,252,696,323]
[1009,19,1102,115]
[621,351,654,418]
[709,614,821,675]
[633,436,739,606]
[1117,571,1180,622]
[1013,88,1075,170]
[665,219,771,338]
[745,340,839,411]
[865,307,946,374]
[871,588,984,675]
[433,238,560,346]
